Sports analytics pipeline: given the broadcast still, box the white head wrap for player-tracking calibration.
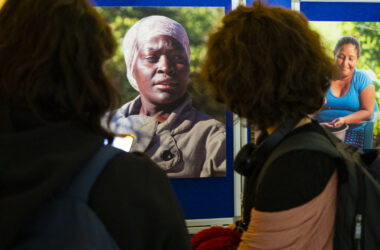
[122,15,191,91]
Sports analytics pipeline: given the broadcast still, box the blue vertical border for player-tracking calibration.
[93,0,234,219]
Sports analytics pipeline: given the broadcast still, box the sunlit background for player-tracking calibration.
[0,0,6,9]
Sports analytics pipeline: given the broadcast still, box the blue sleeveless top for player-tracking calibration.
[316,69,372,131]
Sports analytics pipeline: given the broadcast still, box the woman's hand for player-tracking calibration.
[330,117,346,128]
[320,122,334,128]
[320,118,345,128]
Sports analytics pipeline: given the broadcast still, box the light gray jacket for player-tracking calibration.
[108,95,226,178]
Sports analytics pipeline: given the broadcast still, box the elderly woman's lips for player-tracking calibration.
[154,81,177,89]
[155,79,175,84]
[155,81,176,86]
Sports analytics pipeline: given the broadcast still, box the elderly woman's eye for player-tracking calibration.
[145,56,158,62]
[173,55,186,63]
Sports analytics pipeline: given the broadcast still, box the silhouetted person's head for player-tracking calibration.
[0,0,120,136]
[202,2,335,130]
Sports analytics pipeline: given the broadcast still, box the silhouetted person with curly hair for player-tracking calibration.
[202,2,340,249]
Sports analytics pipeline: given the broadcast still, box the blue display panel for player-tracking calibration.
[93,0,234,219]
[171,112,234,219]
[301,2,380,22]
[95,0,231,8]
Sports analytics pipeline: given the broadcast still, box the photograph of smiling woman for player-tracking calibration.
[106,15,226,178]
[314,35,376,149]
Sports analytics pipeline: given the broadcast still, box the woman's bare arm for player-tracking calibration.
[330,83,375,128]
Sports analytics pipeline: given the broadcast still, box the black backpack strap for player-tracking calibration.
[65,145,124,202]
[256,130,343,190]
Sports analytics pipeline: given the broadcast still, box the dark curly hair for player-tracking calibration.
[0,0,120,137]
[201,2,335,130]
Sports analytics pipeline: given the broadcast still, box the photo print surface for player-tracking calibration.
[311,21,380,149]
[98,6,227,178]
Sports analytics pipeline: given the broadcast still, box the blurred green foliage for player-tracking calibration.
[342,22,380,140]
[96,7,226,122]
[311,22,380,75]
[344,22,380,74]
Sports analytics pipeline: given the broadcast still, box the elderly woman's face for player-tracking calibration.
[134,35,190,106]
[334,43,358,78]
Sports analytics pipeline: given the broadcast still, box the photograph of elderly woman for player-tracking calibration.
[98,7,226,178]
[312,21,380,150]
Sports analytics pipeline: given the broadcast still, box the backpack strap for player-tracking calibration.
[64,145,124,202]
[257,130,343,190]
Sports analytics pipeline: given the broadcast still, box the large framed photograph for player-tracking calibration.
[94,0,235,224]
[245,0,380,150]
[310,21,380,149]
[301,2,380,150]
[98,6,227,178]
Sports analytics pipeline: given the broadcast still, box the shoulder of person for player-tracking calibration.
[92,150,182,218]
[354,69,372,88]
[355,69,371,79]
[270,149,339,168]
[89,151,191,250]
[255,150,338,211]
[106,151,167,179]
[260,147,339,192]
[191,107,226,131]
[111,97,141,123]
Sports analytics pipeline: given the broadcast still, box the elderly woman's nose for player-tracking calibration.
[157,55,174,73]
